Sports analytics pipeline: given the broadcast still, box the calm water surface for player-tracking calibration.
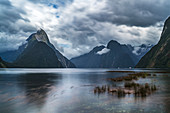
[0,68,170,113]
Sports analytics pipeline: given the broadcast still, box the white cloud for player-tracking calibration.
[0,32,27,52]
[132,47,141,55]
[97,48,110,55]
[0,0,169,58]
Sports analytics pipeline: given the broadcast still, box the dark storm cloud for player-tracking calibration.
[0,0,36,34]
[53,0,169,58]
[0,0,23,33]
[0,0,37,52]
[87,0,170,27]
[0,0,169,58]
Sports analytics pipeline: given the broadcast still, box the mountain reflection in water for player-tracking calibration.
[0,68,169,113]
[17,73,62,107]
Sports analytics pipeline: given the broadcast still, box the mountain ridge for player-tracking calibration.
[71,40,152,68]
[25,29,75,68]
[136,16,170,68]
[0,29,75,68]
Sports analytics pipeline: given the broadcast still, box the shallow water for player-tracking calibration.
[0,68,170,113]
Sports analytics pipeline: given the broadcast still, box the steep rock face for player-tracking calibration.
[136,17,170,68]
[102,40,135,68]
[132,44,153,61]
[71,39,152,68]
[14,41,63,68]
[0,29,75,68]
[71,40,136,68]
[23,29,75,68]
[49,43,75,68]
[71,46,105,68]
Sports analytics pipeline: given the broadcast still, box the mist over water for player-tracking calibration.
[0,68,170,113]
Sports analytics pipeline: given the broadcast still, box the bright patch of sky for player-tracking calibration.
[0,0,169,58]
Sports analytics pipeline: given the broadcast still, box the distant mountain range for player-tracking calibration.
[71,40,152,68]
[136,16,170,68]
[1,16,169,68]
[0,29,75,68]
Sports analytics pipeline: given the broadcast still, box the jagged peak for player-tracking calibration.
[26,33,36,41]
[26,29,50,45]
[35,28,50,43]
[37,29,46,36]
[107,40,120,49]
[91,45,105,53]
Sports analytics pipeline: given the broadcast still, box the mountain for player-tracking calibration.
[71,45,106,68]
[71,40,152,68]
[136,17,170,68]
[0,44,25,63]
[14,41,63,68]
[0,41,63,68]
[0,57,13,68]
[0,29,75,68]
[0,42,63,68]
[71,40,148,68]
[132,44,153,61]
[24,29,75,68]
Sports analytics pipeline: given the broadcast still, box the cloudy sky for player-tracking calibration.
[0,0,169,59]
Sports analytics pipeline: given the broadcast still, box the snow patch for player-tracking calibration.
[97,48,110,55]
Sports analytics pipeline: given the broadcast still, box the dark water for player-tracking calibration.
[0,68,170,113]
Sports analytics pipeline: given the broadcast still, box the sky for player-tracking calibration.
[0,0,169,59]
